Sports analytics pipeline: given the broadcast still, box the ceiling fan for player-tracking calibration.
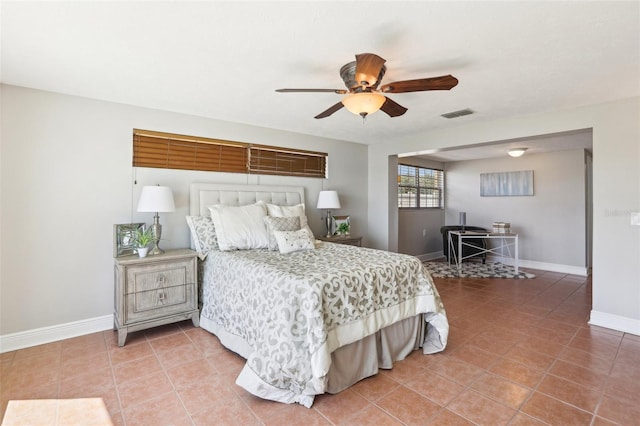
[276,53,458,119]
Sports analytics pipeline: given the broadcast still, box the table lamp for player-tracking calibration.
[459,211,466,232]
[137,185,176,255]
[317,190,341,237]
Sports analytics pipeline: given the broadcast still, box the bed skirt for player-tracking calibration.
[200,312,447,407]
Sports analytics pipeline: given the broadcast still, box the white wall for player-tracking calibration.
[444,149,587,270]
[368,97,640,335]
[0,84,368,338]
[1,85,637,343]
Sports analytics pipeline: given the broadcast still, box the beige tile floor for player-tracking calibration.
[1,268,639,425]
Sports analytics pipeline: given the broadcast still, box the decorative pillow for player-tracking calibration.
[185,215,218,259]
[265,202,315,238]
[264,216,301,250]
[208,203,269,251]
[273,228,315,254]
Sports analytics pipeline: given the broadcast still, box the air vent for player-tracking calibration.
[441,108,474,119]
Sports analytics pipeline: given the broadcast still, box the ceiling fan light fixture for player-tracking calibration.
[508,148,528,157]
[277,53,457,119]
[342,92,386,117]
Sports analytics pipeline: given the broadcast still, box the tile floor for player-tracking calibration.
[1,268,639,425]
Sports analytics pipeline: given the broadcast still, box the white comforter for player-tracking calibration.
[199,241,448,407]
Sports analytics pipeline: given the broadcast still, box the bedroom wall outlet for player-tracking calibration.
[631,212,640,226]
[422,229,427,237]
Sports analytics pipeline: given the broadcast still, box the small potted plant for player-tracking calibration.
[133,227,154,258]
[337,222,350,236]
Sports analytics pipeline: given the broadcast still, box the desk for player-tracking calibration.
[448,231,519,274]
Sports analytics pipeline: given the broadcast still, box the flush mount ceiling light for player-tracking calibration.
[341,92,386,118]
[508,148,528,157]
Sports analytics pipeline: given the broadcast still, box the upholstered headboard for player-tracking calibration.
[189,183,306,217]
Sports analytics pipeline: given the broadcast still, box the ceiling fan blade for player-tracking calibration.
[355,53,386,87]
[276,88,347,94]
[314,102,344,119]
[380,97,408,117]
[380,75,459,93]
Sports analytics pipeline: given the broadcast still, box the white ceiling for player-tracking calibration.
[402,128,593,162]
[2,1,638,155]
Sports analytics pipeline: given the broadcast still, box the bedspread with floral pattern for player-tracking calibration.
[199,241,448,406]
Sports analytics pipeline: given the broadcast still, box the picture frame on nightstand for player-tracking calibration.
[331,215,350,235]
[113,223,145,257]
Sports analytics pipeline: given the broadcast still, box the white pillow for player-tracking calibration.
[264,216,301,250]
[208,203,269,251]
[266,203,314,238]
[273,228,315,254]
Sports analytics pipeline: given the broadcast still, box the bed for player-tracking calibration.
[187,183,448,407]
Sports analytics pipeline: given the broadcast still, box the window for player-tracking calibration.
[398,164,444,208]
[133,129,327,178]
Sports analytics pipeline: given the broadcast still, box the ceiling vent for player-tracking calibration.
[441,108,474,119]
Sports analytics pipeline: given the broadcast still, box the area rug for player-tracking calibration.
[423,261,535,279]
[2,398,112,425]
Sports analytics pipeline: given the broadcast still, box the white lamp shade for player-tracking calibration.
[342,92,386,116]
[137,186,176,213]
[317,190,341,209]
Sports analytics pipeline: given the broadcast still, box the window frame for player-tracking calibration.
[398,163,444,209]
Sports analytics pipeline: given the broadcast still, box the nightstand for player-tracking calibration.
[317,235,362,247]
[113,249,199,346]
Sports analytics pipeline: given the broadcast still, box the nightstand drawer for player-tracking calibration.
[125,259,191,294]
[124,259,195,322]
[125,282,196,322]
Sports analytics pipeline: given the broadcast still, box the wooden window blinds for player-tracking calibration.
[133,129,327,178]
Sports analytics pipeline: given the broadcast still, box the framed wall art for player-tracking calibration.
[113,223,145,257]
[480,170,534,197]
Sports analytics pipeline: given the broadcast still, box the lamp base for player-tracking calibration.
[325,210,332,238]
[150,244,164,255]
[150,214,164,255]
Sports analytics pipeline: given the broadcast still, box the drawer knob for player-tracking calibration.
[156,274,167,305]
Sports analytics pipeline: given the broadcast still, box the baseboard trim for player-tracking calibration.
[416,251,445,262]
[490,256,588,276]
[0,315,113,353]
[419,253,588,276]
[589,310,640,336]
[0,254,595,354]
